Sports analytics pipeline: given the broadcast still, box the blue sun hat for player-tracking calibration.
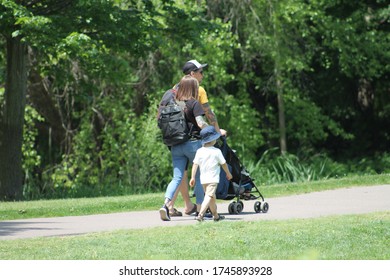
[200,126,221,145]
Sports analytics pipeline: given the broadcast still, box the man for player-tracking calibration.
[182,60,227,137]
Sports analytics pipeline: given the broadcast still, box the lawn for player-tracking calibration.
[0,174,389,260]
[0,212,388,260]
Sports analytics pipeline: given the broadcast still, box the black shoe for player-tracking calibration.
[204,212,213,218]
[214,215,225,222]
[185,204,197,215]
[195,211,213,219]
[169,208,183,217]
[159,205,170,221]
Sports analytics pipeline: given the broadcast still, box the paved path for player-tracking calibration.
[1,185,389,240]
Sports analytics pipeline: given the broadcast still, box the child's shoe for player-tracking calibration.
[195,214,204,222]
[213,215,225,222]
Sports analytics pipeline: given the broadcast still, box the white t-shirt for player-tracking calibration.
[193,146,226,184]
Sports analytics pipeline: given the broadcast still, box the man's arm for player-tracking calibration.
[201,102,227,136]
[201,102,220,130]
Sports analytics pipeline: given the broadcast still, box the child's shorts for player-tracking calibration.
[202,183,218,198]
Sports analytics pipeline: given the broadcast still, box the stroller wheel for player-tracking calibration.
[254,201,261,213]
[238,200,244,212]
[261,201,269,213]
[228,202,235,214]
[233,201,243,214]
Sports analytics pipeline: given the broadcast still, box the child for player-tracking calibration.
[189,126,233,221]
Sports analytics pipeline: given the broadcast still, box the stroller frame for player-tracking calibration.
[215,137,269,214]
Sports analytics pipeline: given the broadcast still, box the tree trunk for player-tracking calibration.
[28,66,66,149]
[268,0,287,155]
[0,36,28,201]
[275,69,287,154]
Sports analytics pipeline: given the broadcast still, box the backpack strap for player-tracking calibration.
[177,100,196,138]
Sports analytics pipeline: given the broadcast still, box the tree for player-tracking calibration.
[0,35,27,200]
[0,0,154,200]
[1,0,221,199]
[2,0,389,200]
[207,0,315,154]
[0,0,52,200]
[305,0,390,157]
[206,0,376,157]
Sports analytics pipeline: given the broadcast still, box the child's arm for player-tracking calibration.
[189,163,199,187]
[221,163,233,181]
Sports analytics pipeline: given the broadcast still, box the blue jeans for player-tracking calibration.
[164,140,204,205]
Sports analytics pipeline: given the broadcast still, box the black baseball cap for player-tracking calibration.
[182,59,208,74]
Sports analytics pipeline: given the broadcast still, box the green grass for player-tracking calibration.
[1,174,389,260]
[0,212,388,260]
[1,173,389,221]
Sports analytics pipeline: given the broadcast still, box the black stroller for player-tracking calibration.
[215,137,269,214]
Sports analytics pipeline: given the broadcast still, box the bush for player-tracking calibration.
[38,94,173,198]
[246,150,348,185]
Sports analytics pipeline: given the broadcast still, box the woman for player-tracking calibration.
[159,76,208,221]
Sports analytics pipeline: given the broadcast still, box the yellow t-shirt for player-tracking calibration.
[198,86,208,104]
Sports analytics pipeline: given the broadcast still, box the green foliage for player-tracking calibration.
[246,149,335,185]
[21,106,44,198]
[215,93,264,162]
[342,152,390,175]
[1,0,389,200]
[246,149,390,186]
[312,0,390,78]
[42,87,172,198]
[284,91,354,154]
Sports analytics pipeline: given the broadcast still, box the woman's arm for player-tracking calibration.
[195,115,208,129]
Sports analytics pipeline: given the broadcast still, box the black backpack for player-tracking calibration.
[157,89,191,146]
